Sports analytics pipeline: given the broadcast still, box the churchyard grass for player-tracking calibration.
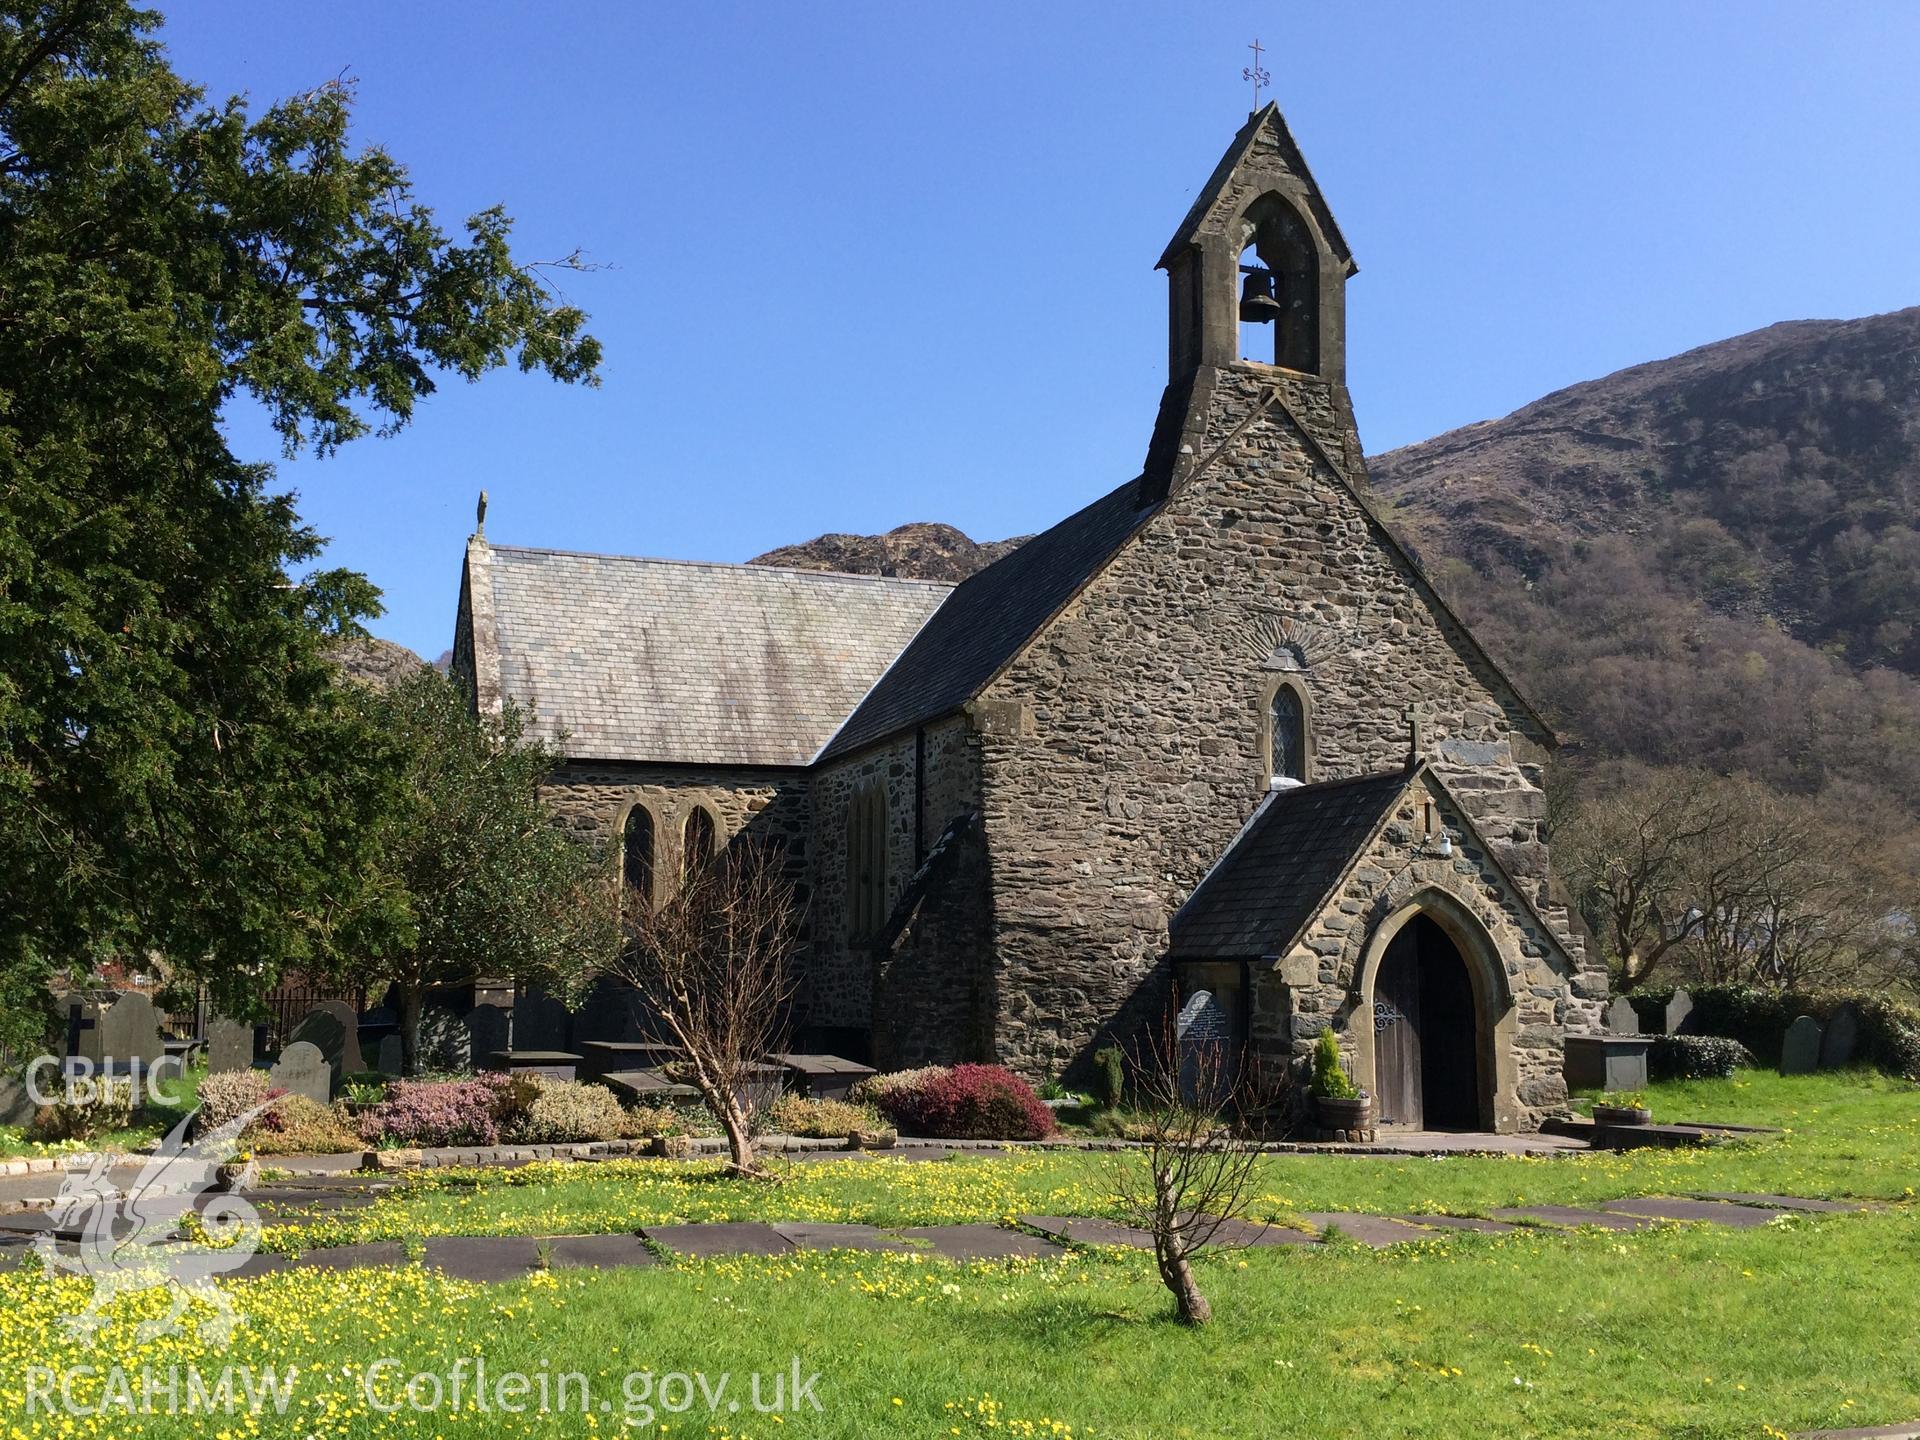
[2,1199,1915,1436]
[1,1071,1913,1437]
[266,1070,1917,1250]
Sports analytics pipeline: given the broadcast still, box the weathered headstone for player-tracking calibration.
[513,988,570,1052]
[1604,996,1641,1035]
[375,1034,404,1076]
[417,1008,472,1073]
[1818,1003,1860,1069]
[206,1015,255,1073]
[267,1040,330,1104]
[89,991,165,1072]
[1780,1015,1824,1075]
[464,1006,509,1070]
[286,1001,364,1087]
[1664,988,1694,1036]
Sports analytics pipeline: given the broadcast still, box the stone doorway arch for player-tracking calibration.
[1352,888,1520,1132]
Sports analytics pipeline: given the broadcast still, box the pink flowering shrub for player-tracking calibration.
[869,1063,1054,1140]
[357,1073,514,1147]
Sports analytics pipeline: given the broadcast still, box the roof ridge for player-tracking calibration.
[486,542,956,590]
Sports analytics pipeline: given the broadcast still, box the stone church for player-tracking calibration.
[452,105,1604,1132]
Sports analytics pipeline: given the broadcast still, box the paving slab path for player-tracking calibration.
[1302,1213,1441,1248]
[1490,1205,1662,1231]
[1603,1197,1784,1228]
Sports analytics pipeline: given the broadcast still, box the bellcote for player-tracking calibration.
[1157,103,1356,388]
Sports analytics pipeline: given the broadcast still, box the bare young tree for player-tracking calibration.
[1107,1007,1273,1327]
[608,840,798,1177]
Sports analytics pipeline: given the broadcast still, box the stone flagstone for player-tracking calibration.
[1301,1213,1439,1248]
[772,1222,920,1253]
[640,1222,793,1256]
[1602,1197,1782,1228]
[1019,1215,1156,1249]
[887,1225,1063,1260]
[1694,1192,1864,1214]
[1491,1205,1660,1231]
[1399,1213,1517,1235]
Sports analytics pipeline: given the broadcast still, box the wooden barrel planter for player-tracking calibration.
[1592,1103,1652,1126]
[1314,1094,1375,1142]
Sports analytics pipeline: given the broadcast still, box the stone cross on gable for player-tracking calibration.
[1403,703,1428,767]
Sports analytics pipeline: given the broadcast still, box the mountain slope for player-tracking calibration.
[1371,309,1920,674]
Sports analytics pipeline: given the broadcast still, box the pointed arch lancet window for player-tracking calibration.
[682,807,716,882]
[621,805,655,902]
[1271,685,1306,784]
[846,783,889,940]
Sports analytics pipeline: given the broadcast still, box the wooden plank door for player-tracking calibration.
[1374,926,1422,1128]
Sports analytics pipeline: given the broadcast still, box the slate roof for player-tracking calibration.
[1169,768,1413,960]
[818,477,1157,761]
[476,544,952,767]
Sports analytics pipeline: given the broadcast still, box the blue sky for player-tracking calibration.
[159,2,1920,661]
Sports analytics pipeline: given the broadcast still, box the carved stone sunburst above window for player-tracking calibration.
[1240,613,1336,672]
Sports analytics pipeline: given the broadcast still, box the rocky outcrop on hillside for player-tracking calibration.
[326,635,429,690]
[750,522,1026,582]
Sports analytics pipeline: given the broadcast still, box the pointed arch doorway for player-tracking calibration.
[1371,915,1483,1130]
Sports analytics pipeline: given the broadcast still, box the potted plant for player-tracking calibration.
[1309,1028,1372,1135]
[1592,1090,1652,1126]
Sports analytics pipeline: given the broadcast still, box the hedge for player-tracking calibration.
[1631,983,1920,1080]
[1647,1035,1755,1082]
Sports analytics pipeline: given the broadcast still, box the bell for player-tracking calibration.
[1239,267,1284,323]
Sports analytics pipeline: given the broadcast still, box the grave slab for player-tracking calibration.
[1602,1197,1783,1228]
[1302,1213,1438,1248]
[640,1222,794,1256]
[289,1241,406,1270]
[1694,1192,1863,1214]
[1019,1215,1156,1249]
[544,1233,656,1270]
[423,1235,546,1282]
[887,1225,1063,1260]
[1399,1213,1518,1235]
[772,1222,919,1253]
[1201,1215,1319,1247]
[1491,1205,1660,1231]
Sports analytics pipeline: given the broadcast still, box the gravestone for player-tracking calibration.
[286,1001,363,1087]
[1779,1015,1824,1076]
[267,1040,330,1104]
[1664,988,1694,1036]
[568,979,644,1046]
[1604,996,1640,1035]
[1818,1003,1860,1069]
[206,1016,255,1073]
[375,1034,404,1076]
[417,1009,471,1073]
[464,1006,509,1070]
[513,988,570,1052]
[72,992,165,1072]
[1175,989,1231,1105]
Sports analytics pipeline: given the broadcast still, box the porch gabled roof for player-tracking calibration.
[1169,768,1412,961]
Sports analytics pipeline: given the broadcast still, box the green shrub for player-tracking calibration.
[1648,1034,1754,1081]
[505,1076,626,1144]
[617,1104,684,1140]
[763,1095,883,1139]
[1091,1046,1124,1109]
[31,1076,136,1141]
[1309,1028,1358,1100]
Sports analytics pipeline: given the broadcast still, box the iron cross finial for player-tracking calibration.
[1243,38,1271,112]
